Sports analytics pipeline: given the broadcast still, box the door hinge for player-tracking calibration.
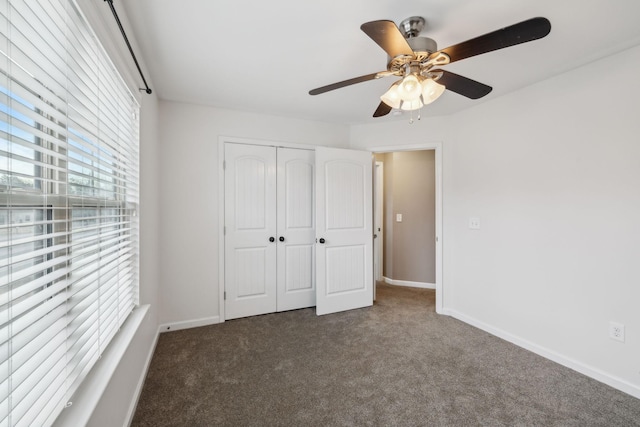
[224,291,226,300]
[224,226,226,235]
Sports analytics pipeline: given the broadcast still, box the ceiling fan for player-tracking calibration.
[309,16,551,119]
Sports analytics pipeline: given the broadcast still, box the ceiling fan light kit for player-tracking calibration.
[381,75,445,109]
[309,15,551,122]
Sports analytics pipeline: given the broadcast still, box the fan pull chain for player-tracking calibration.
[408,107,423,124]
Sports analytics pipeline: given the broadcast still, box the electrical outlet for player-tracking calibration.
[468,217,481,230]
[609,321,625,342]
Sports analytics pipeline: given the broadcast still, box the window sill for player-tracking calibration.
[52,304,150,427]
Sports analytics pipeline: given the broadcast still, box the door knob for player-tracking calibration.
[279,236,285,242]
[319,238,325,244]
[269,237,275,242]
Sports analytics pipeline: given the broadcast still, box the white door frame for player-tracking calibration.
[370,142,443,314]
[374,161,384,283]
[218,136,319,323]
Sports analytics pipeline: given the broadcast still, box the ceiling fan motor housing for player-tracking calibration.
[407,37,437,55]
[400,16,437,52]
[385,17,438,73]
[387,36,438,73]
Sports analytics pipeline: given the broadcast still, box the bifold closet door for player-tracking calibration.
[224,143,277,320]
[276,148,316,311]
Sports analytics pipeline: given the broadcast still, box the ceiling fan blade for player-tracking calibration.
[309,72,383,95]
[434,70,492,99]
[436,17,551,64]
[373,101,392,117]
[361,20,414,58]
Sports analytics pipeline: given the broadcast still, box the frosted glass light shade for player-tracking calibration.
[421,78,445,105]
[397,74,422,101]
[380,82,402,109]
[381,84,423,111]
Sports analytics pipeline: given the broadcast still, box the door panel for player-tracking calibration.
[225,143,277,320]
[277,148,315,311]
[325,161,365,229]
[326,245,366,293]
[316,147,373,315]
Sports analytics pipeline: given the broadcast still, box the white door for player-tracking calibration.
[276,148,316,311]
[224,143,277,319]
[315,147,373,315]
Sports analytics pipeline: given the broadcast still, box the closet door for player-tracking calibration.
[276,148,315,311]
[315,146,373,315]
[224,143,277,320]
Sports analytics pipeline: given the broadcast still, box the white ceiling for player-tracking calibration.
[121,0,640,125]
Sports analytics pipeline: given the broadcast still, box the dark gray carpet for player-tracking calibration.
[132,284,640,426]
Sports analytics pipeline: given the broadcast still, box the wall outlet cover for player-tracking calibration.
[609,321,625,342]
[468,217,481,230]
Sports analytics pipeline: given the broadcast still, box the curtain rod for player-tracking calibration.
[104,0,152,94]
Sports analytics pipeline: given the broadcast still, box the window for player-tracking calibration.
[0,1,140,426]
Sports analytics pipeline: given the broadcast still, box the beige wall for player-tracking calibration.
[378,150,436,284]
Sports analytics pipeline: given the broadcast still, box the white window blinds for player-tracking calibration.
[0,1,140,426]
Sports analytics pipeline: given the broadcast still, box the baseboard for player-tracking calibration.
[446,308,640,400]
[125,324,160,427]
[383,277,436,290]
[159,315,221,333]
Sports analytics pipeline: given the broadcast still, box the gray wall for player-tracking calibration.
[378,150,436,284]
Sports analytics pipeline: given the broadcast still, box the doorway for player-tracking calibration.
[372,143,443,313]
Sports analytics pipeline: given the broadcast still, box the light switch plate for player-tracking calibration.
[396,213,403,222]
